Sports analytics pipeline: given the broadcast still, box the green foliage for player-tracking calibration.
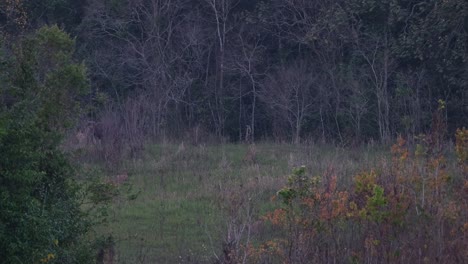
[0,25,95,263]
[35,24,75,55]
[277,187,296,205]
[12,25,88,132]
[365,184,388,223]
[0,113,93,263]
[278,166,310,204]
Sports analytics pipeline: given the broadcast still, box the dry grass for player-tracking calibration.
[74,141,392,263]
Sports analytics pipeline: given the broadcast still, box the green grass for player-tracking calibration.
[89,142,387,263]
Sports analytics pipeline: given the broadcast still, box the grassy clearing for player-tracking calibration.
[88,142,388,263]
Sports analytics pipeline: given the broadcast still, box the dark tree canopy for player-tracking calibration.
[2,0,467,144]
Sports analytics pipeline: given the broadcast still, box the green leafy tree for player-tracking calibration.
[12,25,88,132]
[0,25,93,263]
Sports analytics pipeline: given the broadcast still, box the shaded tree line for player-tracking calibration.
[2,0,467,144]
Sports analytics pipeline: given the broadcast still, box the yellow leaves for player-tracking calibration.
[40,253,55,263]
[39,239,59,263]
[437,99,446,110]
[354,170,377,195]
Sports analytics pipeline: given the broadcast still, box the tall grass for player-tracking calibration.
[82,141,389,263]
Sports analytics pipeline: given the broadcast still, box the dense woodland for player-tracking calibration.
[1,0,467,145]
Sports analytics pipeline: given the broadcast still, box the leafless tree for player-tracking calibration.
[202,0,240,137]
[344,71,369,141]
[82,0,199,139]
[261,61,317,144]
[354,30,396,143]
[394,69,428,141]
[229,27,266,142]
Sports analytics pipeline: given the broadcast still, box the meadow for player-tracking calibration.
[86,142,390,263]
[69,124,468,264]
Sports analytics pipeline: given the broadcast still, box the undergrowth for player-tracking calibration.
[244,128,467,264]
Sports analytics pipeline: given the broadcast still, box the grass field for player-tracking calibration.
[87,142,389,263]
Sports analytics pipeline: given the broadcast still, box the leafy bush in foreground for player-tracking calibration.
[247,129,467,263]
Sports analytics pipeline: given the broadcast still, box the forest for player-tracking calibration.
[3,0,467,144]
[0,0,467,263]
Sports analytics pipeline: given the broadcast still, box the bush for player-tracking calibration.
[249,130,468,263]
